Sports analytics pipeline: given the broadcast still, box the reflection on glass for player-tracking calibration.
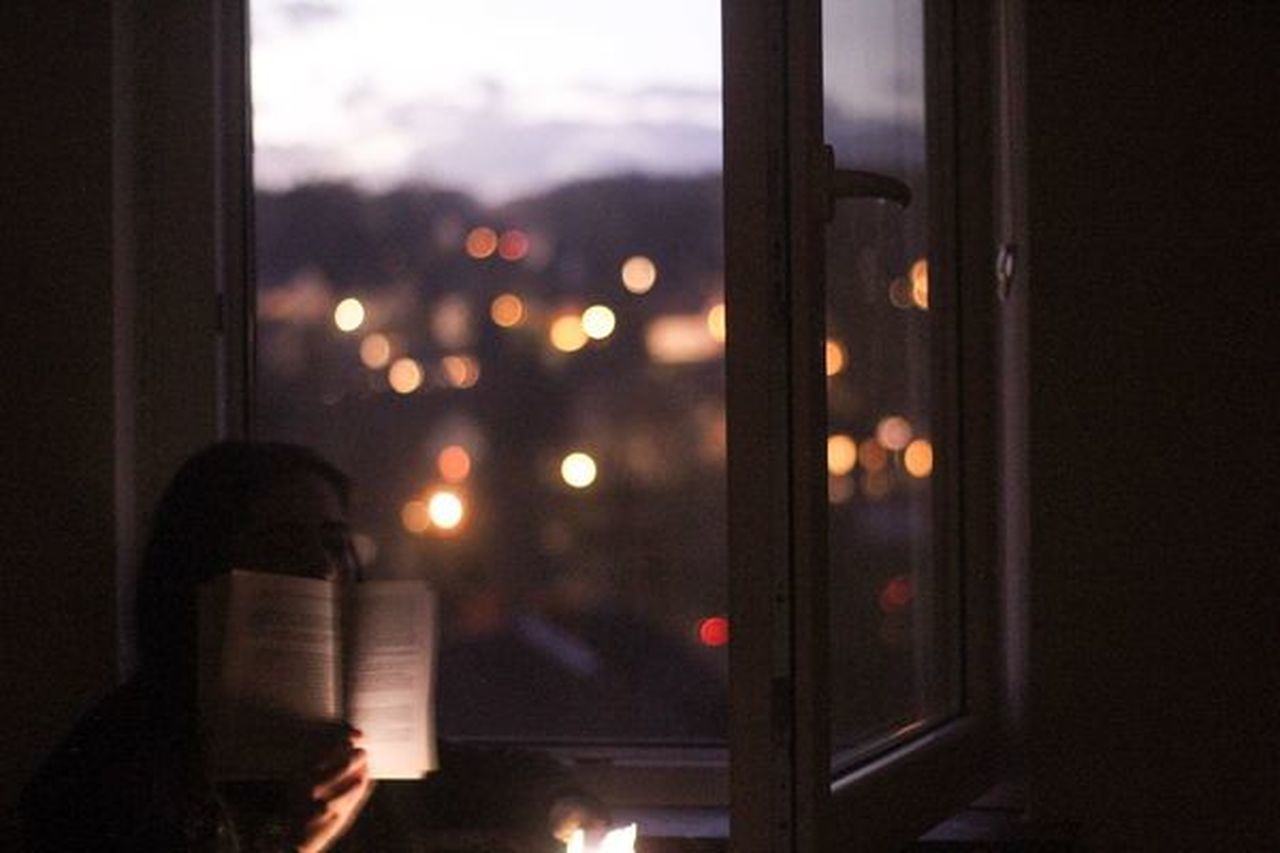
[251,0,725,742]
[823,0,957,766]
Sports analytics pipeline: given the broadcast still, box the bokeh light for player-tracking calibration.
[581,304,617,340]
[401,500,430,534]
[560,452,598,489]
[827,434,858,476]
[437,444,472,483]
[858,438,888,473]
[490,293,525,328]
[620,255,657,294]
[497,229,529,261]
[878,575,914,613]
[828,474,855,504]
[888,277,914,309]
[387,357,424,394]
[910,258,929,309]
[465,226,498,259]
[359,333,392,369]
[697,616,730,647]
[426,489,466,531]
[550,314,589,352]
[825,339,847,376]
[875,415,913,451]
[904,438,934,478]
[440,355,480,389]
[706,303,726,343]
[333,297,366,332]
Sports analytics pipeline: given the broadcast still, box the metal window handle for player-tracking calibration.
[823,144,912,221]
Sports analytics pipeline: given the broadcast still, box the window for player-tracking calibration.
[125,0,1007,846]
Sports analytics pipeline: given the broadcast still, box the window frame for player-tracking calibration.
[120,0,1013,844]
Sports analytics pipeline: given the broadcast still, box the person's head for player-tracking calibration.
[134,441,356,688]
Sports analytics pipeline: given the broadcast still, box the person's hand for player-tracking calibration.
[286,725,375,853]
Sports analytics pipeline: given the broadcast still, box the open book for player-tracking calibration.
[199,569,437,780]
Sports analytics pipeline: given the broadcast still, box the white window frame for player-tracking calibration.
[118,1,1018,846]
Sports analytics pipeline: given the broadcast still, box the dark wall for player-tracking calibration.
[1023,4,1278,848]
[1,4,119,814]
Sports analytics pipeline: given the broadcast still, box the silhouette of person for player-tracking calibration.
[20,441,605,851]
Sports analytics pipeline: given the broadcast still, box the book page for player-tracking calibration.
[200,569,340,778]
[345,580,438,779]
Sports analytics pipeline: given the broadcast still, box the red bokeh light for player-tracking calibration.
[498,229,529,261]
[877,575,914,613]
[697,616,730,647]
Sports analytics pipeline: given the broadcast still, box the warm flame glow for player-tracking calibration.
[359,333,392,369]
[904,438,934,478]
[550,314,589,352]
[333,297,366,332]
[560,452,598,489]
[437,445,472,483]
[465,226,498,259]
[426,489,465,530]
[490,293,525,328]
[827,434,858,476]
[388,358,424,394]
[620,256,657,294]
[825,339,846,377]
[706,303,726,343]
[581,304,617,340]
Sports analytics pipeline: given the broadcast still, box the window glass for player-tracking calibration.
[822,0,958,768]
[250,0,726,743]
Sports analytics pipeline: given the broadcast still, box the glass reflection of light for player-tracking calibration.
[437,445,472,483]
[580,305,617,340]
[490,293,526,328]
[620,255,657,294]
[825,339,847,377]
[388,357,424,394]
[910,258,929,309]
[426,489,466,531]
[465,226,498,259]
[560,452,598,489]
[904,438,933,478]
[827,434,858,476]
[333,297,366,332]
[359,333,392,369]
[550,314,589,352]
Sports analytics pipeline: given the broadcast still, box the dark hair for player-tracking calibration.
[134,441,350,699]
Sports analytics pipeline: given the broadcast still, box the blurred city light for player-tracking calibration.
[858,438,888,473]
[827,434,858,476]
[697,616,730,648]
[388,357,424,394]
[560,452,598,489]
[645,315,719,363]
[497,228,529,261]
[581,304,617,340]
[431,296,474,349]
[441,355,480,388]
[400,499,431,534]
[550,314,589,352]
[465,226,498,259]
[904,438,934,478]
[359,333,392,369]
[437,444,472,482]
[825,339,847,377]
[878,575,914,613]
[620,255,657,294]
[875,415,913,451]
[333,297,366,332]
[888,277,914,309]
[426,489,466,531]
[490,293,525,328]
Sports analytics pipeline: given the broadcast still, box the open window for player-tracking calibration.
[121,0,1007,847]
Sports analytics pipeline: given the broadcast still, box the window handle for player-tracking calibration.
[823,144,912,221]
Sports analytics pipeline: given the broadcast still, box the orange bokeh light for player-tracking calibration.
[465,226,498,259]
[437,444,472,483]
[697,616,730,647]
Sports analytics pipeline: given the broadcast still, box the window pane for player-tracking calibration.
[250,1,726,743]
[822,0,957,767]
